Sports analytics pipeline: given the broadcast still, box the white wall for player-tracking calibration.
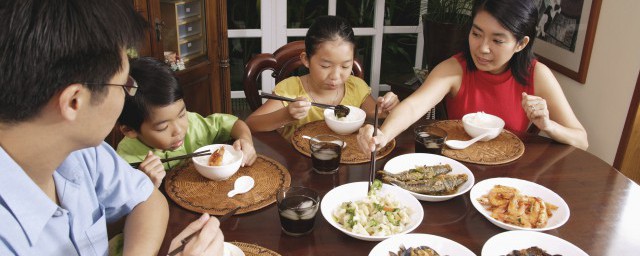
[553,0,640,165]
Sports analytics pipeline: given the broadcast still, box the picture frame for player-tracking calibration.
[532,0,602,84]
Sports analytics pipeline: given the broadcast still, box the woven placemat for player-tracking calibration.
[165,155,291,215]
[431,120,525,165]
[231,242,281,256]
[291,121,396,164]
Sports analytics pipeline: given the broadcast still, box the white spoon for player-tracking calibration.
[227,176,255,197]
[302,135,347,148]
[445,132,492,150]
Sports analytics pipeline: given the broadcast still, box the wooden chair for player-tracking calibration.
[242,40,365,111]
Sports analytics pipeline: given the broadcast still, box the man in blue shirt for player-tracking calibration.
[0,0,224,255]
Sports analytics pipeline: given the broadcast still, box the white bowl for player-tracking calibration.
[320,181,423,241]
[470,177,570,231]
[369,233,476,256]
[223,242,245,256]
[383,153,475,202]
[192,144,243,181]
[324,106,366,135]
[482,231,587,256]
[462,112,505,141]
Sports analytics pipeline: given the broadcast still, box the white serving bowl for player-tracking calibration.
[383,153,474,202]
[470,177,570,231]
[461,112,505,141]
[369,233,476,256]
[324,106,366,135]
[482,230,587,256]
[192,144,243,181]
[320,181,424,241]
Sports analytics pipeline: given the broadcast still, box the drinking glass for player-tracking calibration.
[414,125,447,154]
[276,186,320,236]
[309,134,344,174]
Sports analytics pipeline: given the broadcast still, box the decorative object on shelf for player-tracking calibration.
[160,0,206,63]
[164,51,186,71]
[532,0,602,84]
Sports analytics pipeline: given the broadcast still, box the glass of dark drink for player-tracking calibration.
[276,186,320,236]
[414,125,447,154]
[309,134,343,174]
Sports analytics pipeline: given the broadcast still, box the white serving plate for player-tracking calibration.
[383,153,475,202]
[482,230,587,256]
[320,182,424,241]
[369,233,476,256]
[470,177,570,231]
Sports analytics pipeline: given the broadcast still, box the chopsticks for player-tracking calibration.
[167,206,241,256]
[259,91,337,109]
[129,150,210,169]
[368,104,379,193]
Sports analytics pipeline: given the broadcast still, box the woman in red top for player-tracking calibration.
[358,0,587,151]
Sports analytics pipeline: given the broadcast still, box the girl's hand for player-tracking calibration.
[138,151,165,188]
[357,124,389,153]
[168,213,224,256]
[377,92,399,114]
[287,97,312,120]
[233,138,257,167]
[522,92,551,131]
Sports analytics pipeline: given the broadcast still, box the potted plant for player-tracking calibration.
[421,0,473,69]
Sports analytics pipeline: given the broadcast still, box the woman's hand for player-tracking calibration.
[168,213,224,256]
[233,138,257,167]
[357,124,389,153]
[287,97,312,120]
[138,151,165,188]
[522,92,551,131]
[377,92,399,114]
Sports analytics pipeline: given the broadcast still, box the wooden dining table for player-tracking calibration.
[158,123,640,256]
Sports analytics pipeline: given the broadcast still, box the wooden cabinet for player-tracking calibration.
[105,0,231,147]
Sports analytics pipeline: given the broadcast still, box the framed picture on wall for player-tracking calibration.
[532,0,602,84]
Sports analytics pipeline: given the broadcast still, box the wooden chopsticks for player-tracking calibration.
[368,104,379,193]
[167,206,241,256]
[129,149,210,169]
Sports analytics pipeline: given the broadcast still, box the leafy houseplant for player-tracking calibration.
[421,0,473,69]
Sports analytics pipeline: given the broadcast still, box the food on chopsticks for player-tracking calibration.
[477,185,559,228]
[389,245,440,256]
[378,164,467,195]
[505,246,561,256]
[333,180,411,236]
[208,147,225,166]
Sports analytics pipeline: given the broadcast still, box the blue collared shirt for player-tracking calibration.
[0,142,154,256]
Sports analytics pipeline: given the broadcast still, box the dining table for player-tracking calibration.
[157,122,640,256]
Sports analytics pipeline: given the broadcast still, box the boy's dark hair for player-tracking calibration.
[305,15,356,57]
[118,57,184,132]
[0,0,147,123]
[463,0,538,86]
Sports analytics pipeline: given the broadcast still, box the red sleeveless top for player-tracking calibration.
[446,53,536,132]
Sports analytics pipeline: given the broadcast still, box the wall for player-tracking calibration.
[553,0,640,165]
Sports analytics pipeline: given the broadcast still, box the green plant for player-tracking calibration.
[421,0,473,25]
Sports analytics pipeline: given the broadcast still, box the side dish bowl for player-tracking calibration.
[324,106,366,135]
[320,181,423,241]
[383,153,474,202]
[470,177,570,231]
[462,112,505,141]
[192,144,243,181]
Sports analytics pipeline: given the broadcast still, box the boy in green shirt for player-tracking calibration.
[117,57,257,187]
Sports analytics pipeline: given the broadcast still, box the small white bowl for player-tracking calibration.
[462,112,505,141]
[192,144,243,181]
[324,106,366,135]
[383,153,474,202]
[470,177,570,231]
[320,181,423,241]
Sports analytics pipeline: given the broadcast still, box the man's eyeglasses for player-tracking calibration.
[85,76,138,96]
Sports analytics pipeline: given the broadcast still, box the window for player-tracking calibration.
[227,0,425,107]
